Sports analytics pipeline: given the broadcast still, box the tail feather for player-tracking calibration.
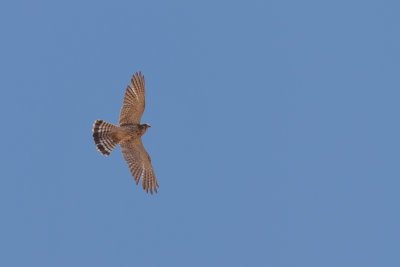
[92,120,119,156]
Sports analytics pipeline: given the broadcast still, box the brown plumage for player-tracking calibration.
[92,72,158,194]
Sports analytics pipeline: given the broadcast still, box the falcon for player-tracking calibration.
[92,72,158,194]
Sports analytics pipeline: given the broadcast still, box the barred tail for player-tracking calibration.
[92,120,119,156]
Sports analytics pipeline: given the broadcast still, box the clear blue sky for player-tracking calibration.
[1,0,399,266]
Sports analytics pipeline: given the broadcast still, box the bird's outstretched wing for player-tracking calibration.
[120,138,158,194]
[119,72,145,125]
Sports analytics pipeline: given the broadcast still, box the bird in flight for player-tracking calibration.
[92,72,158,194]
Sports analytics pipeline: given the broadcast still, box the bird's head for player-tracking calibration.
[140,123,151,133]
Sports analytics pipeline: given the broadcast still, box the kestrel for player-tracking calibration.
[92,72,158,194]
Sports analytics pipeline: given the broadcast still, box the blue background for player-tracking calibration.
[1,1,399,266]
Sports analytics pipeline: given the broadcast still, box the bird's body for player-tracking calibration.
[92,72,158,194]
[112,124,150,143]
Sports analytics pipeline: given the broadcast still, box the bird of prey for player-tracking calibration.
[92,72,158,194]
